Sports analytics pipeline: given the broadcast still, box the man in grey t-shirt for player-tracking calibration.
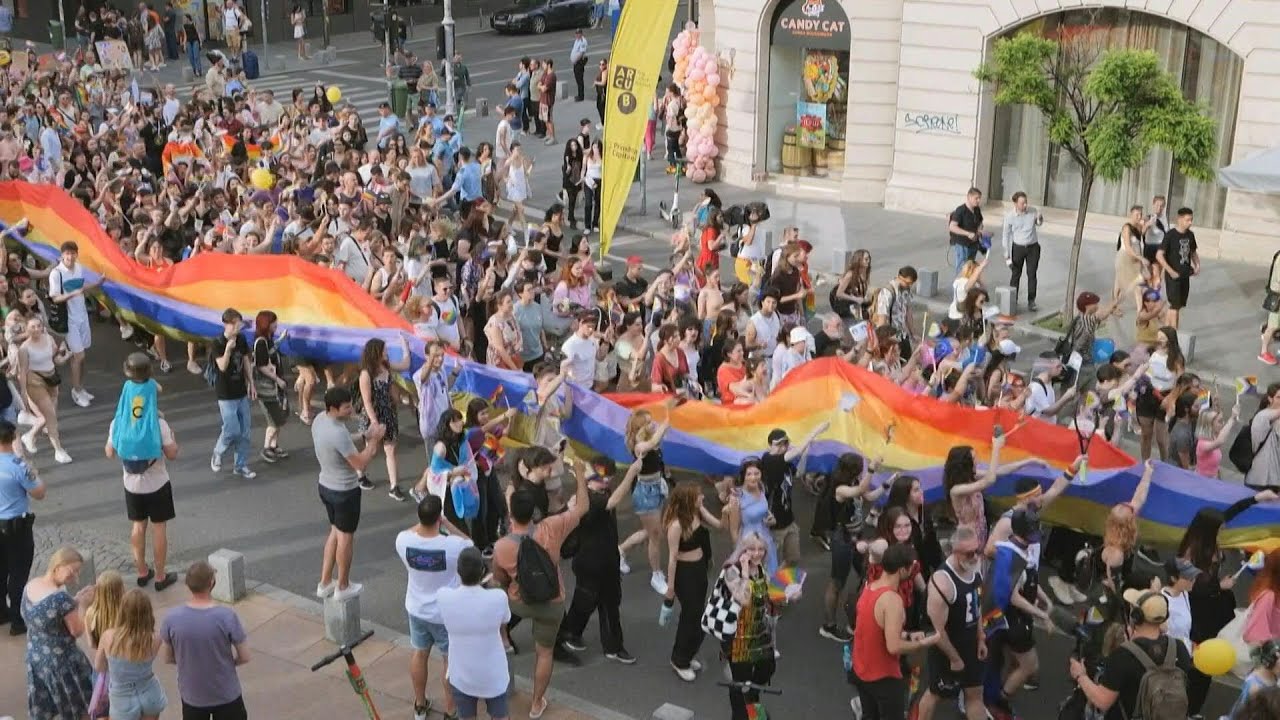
[312,387,384,601]
[1246,383,1280,489]
[161,560,250,719]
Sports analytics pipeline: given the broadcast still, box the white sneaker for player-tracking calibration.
[120,324,134,340]
[332,582,363,601]
[619,556,631,575]
[851,696,863,719]
[16,410,35,427]
[53,449,72,464]
[1068,583,1089,604]
[80,388,95,401]
[20,431,36,455]
[316,581,336,598]
[671,660,696,682]
[71,389,90,408]
[1047,576,1076,605]
[689,659,703,672]
[187,360,202,375]
[649,571,668,595]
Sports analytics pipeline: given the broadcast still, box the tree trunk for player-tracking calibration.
[1062,170,1095,324]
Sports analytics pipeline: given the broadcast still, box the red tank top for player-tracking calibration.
[853,584,902,682]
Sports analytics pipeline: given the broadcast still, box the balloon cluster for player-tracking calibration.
[670,23,721,184]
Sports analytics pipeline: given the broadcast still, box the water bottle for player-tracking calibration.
[842,641,852,672]
[658,598,674,626]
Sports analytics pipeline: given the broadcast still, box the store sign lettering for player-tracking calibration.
[778,17,848,35]
[902,111,961,135]
[772,0,850,51]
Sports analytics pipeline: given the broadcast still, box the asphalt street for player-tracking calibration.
[27,18,1241,720]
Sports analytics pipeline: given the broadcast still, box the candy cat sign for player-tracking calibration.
[772,0,850,51]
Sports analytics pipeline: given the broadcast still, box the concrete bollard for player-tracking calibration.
[209,549,247,603]
[324,594,363,646]
[557,80,569,100]
[1182,332,1196,363]
[305,41,313,58]
[994,285,1018,316]
[181,66,194,82]
[66,553,96,595]
[652,704,695,720]
[476,98,489,118]
[916,268,939,299]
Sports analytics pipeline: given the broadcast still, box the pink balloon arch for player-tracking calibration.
[671,23,722,183]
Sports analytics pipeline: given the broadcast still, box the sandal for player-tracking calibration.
[529,697,548,719]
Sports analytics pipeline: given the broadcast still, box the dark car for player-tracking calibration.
[490,0,592,34]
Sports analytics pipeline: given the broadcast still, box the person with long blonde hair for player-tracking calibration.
[23,546,95,719]
[84,570,125,650]
[94,589,167,720]
[662,482,721,682]
[617,402,677,595]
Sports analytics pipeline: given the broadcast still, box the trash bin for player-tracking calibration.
[389,79,409,118]
[48,20,65,50]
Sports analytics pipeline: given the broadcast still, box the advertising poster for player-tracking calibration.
[796,101,827,149]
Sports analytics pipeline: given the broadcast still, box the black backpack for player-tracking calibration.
[514,531,560,604]
[1229,414,1273,474]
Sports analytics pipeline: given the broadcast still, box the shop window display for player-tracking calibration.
[764,0,850,178]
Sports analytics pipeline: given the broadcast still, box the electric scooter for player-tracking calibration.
[659,159,687,230]
[311,630,383,719]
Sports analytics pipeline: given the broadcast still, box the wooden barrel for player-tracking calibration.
[781,129,810,176]
[813,148,829,174]
[829,137,846,152]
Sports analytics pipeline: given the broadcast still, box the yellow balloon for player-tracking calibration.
[326,86,342,104]
[250,168,274,190]
[1192,638,1236,677]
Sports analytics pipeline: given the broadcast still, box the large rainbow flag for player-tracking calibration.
[3,181,1279,549]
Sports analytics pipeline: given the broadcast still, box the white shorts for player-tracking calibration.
[66,317,91,354]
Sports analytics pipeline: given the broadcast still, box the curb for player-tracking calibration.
[247,579,641,720]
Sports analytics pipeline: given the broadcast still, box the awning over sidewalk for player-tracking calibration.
[1218,146,1280,193]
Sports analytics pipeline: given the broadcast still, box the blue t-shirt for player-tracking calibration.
[0,452,37,518]
[505,96,524,132]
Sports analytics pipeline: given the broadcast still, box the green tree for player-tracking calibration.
[975,31,1218,321]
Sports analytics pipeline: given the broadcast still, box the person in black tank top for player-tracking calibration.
[817,453,884,643]
[917,526,986,720]
[663,483,723,680]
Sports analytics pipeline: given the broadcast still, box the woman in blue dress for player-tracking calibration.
[23,546,95,720]
[724,458,779,576]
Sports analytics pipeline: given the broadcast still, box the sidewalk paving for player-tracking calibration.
[0,580,617,720]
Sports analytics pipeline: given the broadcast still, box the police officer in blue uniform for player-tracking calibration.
[0,420,45,635]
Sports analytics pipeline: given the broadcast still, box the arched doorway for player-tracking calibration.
[987,8,1244,228]
[762,0,851,178]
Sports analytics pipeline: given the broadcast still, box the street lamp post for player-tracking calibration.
[442,0,456,117]
[259,0,269,69]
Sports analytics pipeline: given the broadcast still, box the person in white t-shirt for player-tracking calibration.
[770,325,811,391]
[438,546,512,720]
[426,276,463,351]
[396,494,473,720]
[1024,351,1076,420]
[560,312,598,386]
[48,241,102,408]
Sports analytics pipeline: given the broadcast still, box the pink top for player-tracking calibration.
[1196,438,1223,478]
[1244,589,1280,645]
[953,491,987,548]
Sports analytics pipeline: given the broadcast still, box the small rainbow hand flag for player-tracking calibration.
[1232,550,1268,582]
[1196,389,1212,412]
[1236,376,1260,397]
[767,566,807,604]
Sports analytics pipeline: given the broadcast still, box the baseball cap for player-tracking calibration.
[998,338,1021,356]
[1171,557,1204,582]
[1122,588,1170,624]
[789,326,811,345]
[767,429,789,446]
[626,255,643,266]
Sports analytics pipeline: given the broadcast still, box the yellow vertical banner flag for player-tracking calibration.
[599,0,680,257]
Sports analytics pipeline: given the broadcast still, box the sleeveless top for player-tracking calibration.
[678,523,710,555]
[637,445,665,477]
[937,559,981,642]
[107,652,158,693]
[24,336,55,372]
[853,585,902,682]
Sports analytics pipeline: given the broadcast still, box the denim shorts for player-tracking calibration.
[450,682,509,720]
[109,676,168,720]
[408,614,449,654]
[632,474,665,515]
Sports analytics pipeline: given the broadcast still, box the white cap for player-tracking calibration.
[789,326,811,345]
[998,338,1021,356]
